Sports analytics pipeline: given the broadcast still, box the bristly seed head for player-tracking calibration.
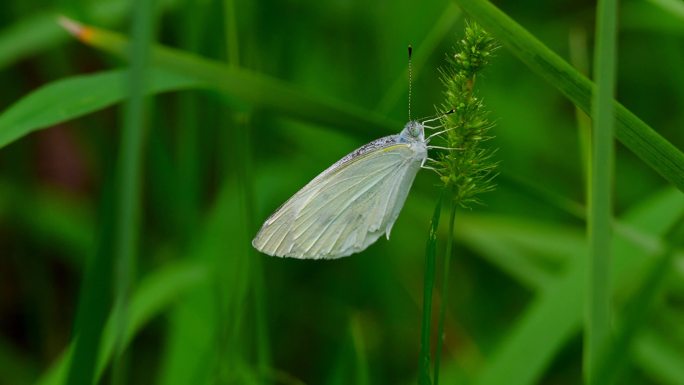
[431,22,500,208]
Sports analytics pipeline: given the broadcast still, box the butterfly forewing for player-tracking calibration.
[253,139,425,259]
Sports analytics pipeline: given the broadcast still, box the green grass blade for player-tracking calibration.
[34,259,208,385]
[0,0,180,70]
[471,188,684,385]
[594,214,684,383]
[433,199,456,385]
[633,329,684,385]
[451,0,684,193]
[221,2,272,375]
[58,18,400,138]
[0,12,69,70]
[158,182,257,385]
[376,3,461,114]
[0,180,95,266]
[621,0,684,35]
[419,194,443,385]
[648,0,684,19]
[568,27,592,193]
[456,214,582,290]
[110,3,156,383]
[586,0,618,381]
[0,69,200,149]
[98,262,207,380]
[351,315,370,385]
[63,187,116,385]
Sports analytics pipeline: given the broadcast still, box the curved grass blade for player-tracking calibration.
[0,69,200,149]
[593,214,684,384]
[376,3,461,114]
[471,188,684,385]
[35,260,208,385]
[57,17,399,139]
[0,0,181,71]
[0,12,71,70]
[633,329,684,385]
[452,0,684,193]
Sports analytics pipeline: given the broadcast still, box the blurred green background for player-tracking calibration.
[1,0,684,384]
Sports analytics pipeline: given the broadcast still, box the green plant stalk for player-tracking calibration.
[451,0,684,193]
[586,0,618,382]
[64,191,115,385]
[175,4,206,240]
[222,0,271,376]
[111,0,155,383]
[433,199,457,385]
[567,27,592,190]
[237,117,272,376]
[430,22,498,382]
[351,316,370,385]
[419,194,443,385]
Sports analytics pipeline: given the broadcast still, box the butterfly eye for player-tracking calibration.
[411,123,423,137]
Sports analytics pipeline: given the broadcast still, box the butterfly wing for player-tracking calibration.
[253,140,425,259]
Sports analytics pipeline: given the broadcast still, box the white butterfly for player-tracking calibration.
[252,119,446,259]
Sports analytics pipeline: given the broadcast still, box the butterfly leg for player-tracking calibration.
[427,145,462,151]
[420,108,455,125]
[420,165,446,177]
[426,126,459,142]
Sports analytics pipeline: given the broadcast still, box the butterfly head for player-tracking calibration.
[399,121,425,143]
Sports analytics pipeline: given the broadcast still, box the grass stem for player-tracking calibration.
[586,0,618,382]
[433,197,457,385]
[111,0,155,383]
[418,193,444,385]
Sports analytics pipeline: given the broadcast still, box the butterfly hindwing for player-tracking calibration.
[253,142,423,259]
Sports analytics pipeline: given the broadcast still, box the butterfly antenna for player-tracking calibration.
[408,44,413,122]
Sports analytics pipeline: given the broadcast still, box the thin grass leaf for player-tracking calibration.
[57,17,400,138]
[594,214,684,383]
[0,0,180,70]
[648,0,684,19]
[376,3,461,114]
[633,329,684,385]
[0,180,95,266]
[35,259,208,385]
[456,214,583,289]
[406,189,684,385]
[0,13,70,70]
[220,5,272,374]
[110,1,155,383]
[63,186,116,385]
[433,198,456,385]
[159,183,259,385]
[586,0,618,381]
[0,69,200,149]
[621,0,684,35]
[471,188,684,385]
[419,194,443,385]
[351,315,370,385]
[568,27,592,193]
[451,0,684,193]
